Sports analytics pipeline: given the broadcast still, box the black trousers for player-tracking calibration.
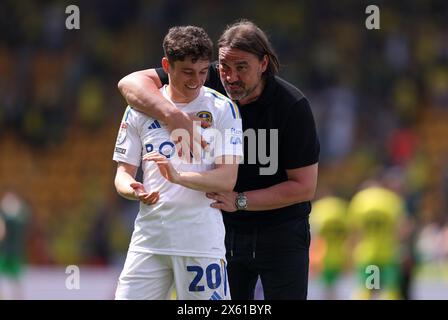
[225,217,311,300]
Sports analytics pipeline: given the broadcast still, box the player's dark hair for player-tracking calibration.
[163,26,213,64]
[218,20,279,77]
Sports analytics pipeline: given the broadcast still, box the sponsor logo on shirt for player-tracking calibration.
[116,122,127,145]
[115,147,126,154]
[148,120,162,130]
[229,127,243,145]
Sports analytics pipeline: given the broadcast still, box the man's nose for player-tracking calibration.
[226,70,238,83]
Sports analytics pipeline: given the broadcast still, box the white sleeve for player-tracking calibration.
[112,107,142,167]
[213,100,244,161]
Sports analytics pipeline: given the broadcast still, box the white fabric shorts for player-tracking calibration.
[115,251,230,300]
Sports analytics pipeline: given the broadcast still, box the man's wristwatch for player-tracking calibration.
[235,192,248,211]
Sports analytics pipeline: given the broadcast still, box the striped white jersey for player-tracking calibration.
[113,85,243,259]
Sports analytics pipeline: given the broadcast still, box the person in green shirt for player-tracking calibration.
[0,190,29,300]
[348,184,405,300]
[311,196,350,300]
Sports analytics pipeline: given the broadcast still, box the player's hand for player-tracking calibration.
[206,191,238,212]
[168,111,210,161]
[143,152,180,184]
[130,182,159,205]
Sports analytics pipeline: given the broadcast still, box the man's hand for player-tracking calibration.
[130,182,159,205]
[168,111,211,161]
[143,152,180,184]
[206,191,238,212]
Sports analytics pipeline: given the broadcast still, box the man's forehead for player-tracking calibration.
[219,47,255,62]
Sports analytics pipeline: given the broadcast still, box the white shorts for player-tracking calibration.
[115,251,230,300]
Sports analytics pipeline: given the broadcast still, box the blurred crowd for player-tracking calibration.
[1,0,448,298]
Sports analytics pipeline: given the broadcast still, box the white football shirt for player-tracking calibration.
[113,86,243,259]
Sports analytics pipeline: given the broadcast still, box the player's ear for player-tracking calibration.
[162,57,170,74]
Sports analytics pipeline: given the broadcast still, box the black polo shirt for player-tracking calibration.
[156,62,320,229]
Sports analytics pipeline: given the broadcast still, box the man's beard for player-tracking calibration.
[224,82,256,101]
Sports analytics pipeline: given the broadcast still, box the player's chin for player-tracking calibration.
[184,85,200,94]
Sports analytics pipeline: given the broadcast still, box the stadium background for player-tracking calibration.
[0,0,447,299]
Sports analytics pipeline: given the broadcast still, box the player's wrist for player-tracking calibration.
[131,190,141,201]
[165,107,187,128]
[173,170,184,185]
[119,189,139,201]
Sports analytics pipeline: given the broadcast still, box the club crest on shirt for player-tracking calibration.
[116,122,127,145]
[196,111,213,124]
